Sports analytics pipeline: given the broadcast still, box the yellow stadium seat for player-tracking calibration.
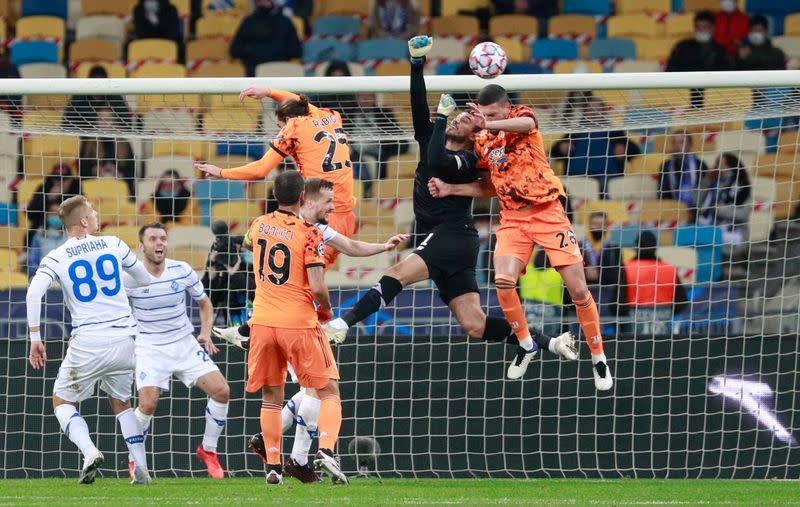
[170,247,208,270]
[203,110,259,133]
[22,109,64,131]
[777,130,800,154]
[640,88,691,109]
[24,135,80,157]
[69,39,120,64]
[172,0,191,18]
[189,61,245,78]
[626,154,667,175]
[614,60,662,72]
[168,225,215,249]
[553,60,603,73]
[702,88,753,113]
[0,271,30,289]
[374,179,414,200]
[578,200,630,226]
[385,153,419,180]
[95,198,138,226]
[785,13,800,36]
[82,0,132,17]
[593,89,629,108]
[608,14,663,39]
[196,14,242,39]
[138,93,201,112]
[560,176,600,202]
[752,153,799,180]
[489,14,538,38]
[73,61,126,78]
[0,247,20,272]
[18,178,44,210]
[127,38,179,63]
[0,20,5,45]
[616,0,671,14]
[548,15,597,38]
[152,139,212,159]
[186,38,230,63]
[211,201,261,234]
[635,38,676,61]
[0,226,26,251]
[83,179,130,202]
[494,36,528,63]
[374,61,411,76]
[130,63,186,78]
[635,199,691,224]
[665,14,694,39]
[208,94,262,113]
[16,16,65,40]
[247,180,274,201]
[431,15,480,37]
[101,225,140,249]
[607,175,659,200]
[315,0,370,16]
[260,61,307,77]
[683,0,724,11]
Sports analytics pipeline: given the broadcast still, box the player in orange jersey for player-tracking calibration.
[243,170,348,485]
[195,86,356,266]
[428,84,613,391]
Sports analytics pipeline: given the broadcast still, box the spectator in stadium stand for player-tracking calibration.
[229,0,303,76]
[62,65,132,132]
[368,0,421,39]
[0,47,22,125]
[550,92,640,197]
[344,92,410,196]
[315,60,356,111]
[714,0,749,57]
[25,164,81,246]
[275,0,313,27]
[149,169,192,223]
[624,231,688,315]
[27,203,68,277]
[491,0,558,36]
[133,0,183,58]
[733,15,787,71]
[659,132,709,221]
[697,152,752,250]
[578,211,627,319]
[78,106,136,196]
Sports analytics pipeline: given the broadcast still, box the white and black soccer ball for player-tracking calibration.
[468,41,508,79]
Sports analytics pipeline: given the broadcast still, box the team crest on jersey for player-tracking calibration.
[171,281,180,292]
[317,243,325,256]
[487,147,507,167]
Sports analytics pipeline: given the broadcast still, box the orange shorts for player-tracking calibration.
[246,324,339,392]
[324,210,357,267]
[494,199,583,268]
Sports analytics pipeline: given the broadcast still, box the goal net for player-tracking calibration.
[1,71,800,479]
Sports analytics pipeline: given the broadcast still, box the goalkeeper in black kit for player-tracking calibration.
[323,35,577,361]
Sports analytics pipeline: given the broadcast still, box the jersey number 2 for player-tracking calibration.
[256,238,292,285]
[68,254,121,302]
[314,128,347,172]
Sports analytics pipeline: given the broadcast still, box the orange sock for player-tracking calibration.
[495,275,531,342]
[317,394,342,451]
[573,293,605,356]
[260,401,283,465]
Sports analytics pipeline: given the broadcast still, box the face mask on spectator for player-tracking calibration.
[144,0,158,12]
[240,250,254,265]
[157,190,177,198]
[695,31,712,43]
[477,227,490,241]
[748,31,766,46]
[47,216,62,229]
[720,0,736,13]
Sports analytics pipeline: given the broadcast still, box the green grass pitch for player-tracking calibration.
[1,478,798,506]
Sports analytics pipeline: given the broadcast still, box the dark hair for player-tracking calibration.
[273,170,305,205]
[694,10,715,25]
[304,178,334,198]
[138,221,166,242]
[275,95,311,123]
[324,60,352,77]
[717,152,742,170]
[477,84,510,106]
[589,211,607,222]
[88,64,108,79]
[637,230,658,261]
[749,14,768,29]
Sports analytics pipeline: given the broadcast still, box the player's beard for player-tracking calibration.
[445,133,467,145]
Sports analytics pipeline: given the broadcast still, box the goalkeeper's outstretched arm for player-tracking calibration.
[409,35,433,140]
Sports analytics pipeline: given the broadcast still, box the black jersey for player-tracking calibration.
[410,60,479,230]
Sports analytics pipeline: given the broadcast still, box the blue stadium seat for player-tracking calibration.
[10,41,59,67]
[563,0,611,15]
[356,38,408,60]
[302,39,356,62]
[216,141,264,159]
[506,62,546,74]
[588,38,636,60]
[312,16,362,38]
[531,39,579,60]
[609,224,659,248]
[747,0,797,34]
[435,62,462,75]
[673,225,723,283]
[22,0,68,19]
[194,180,246,224]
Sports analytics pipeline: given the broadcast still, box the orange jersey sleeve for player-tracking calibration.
[474,106,565,210]
[248,210,325,329]
[269,109,356,213]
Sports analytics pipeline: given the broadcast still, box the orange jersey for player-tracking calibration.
[474,105,565,211]
[246,210,326,329]
[271,104,356,213]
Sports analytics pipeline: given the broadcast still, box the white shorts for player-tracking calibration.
[53,335,136,403]
[135,334,220,391]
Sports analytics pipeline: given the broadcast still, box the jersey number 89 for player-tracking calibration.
[68,254,121,302]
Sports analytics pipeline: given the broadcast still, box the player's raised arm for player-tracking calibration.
[328,233,409,257]
[467,102,536,133]
[195,149,285,180]
[26,267,54,369]
[428,176,495,198]
[116,238,154,287]
[409,35,434,140]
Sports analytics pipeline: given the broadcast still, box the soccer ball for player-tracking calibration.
[468,42,508,79]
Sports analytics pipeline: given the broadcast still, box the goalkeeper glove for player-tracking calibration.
[437,94,456,117]
[408,35,433,62]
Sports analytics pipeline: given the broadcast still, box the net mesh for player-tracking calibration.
[1,77,800,479]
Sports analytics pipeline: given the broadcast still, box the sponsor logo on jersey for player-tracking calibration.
[487,147,507,168]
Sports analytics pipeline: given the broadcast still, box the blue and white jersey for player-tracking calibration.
[316,223,338,244]
[124,259,206,345]
[35,235,140,339]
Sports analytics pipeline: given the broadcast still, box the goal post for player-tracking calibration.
[1,70,799,479]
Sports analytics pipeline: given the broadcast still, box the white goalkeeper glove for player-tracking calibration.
[437,94,456,117]
[408,35,433,60]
